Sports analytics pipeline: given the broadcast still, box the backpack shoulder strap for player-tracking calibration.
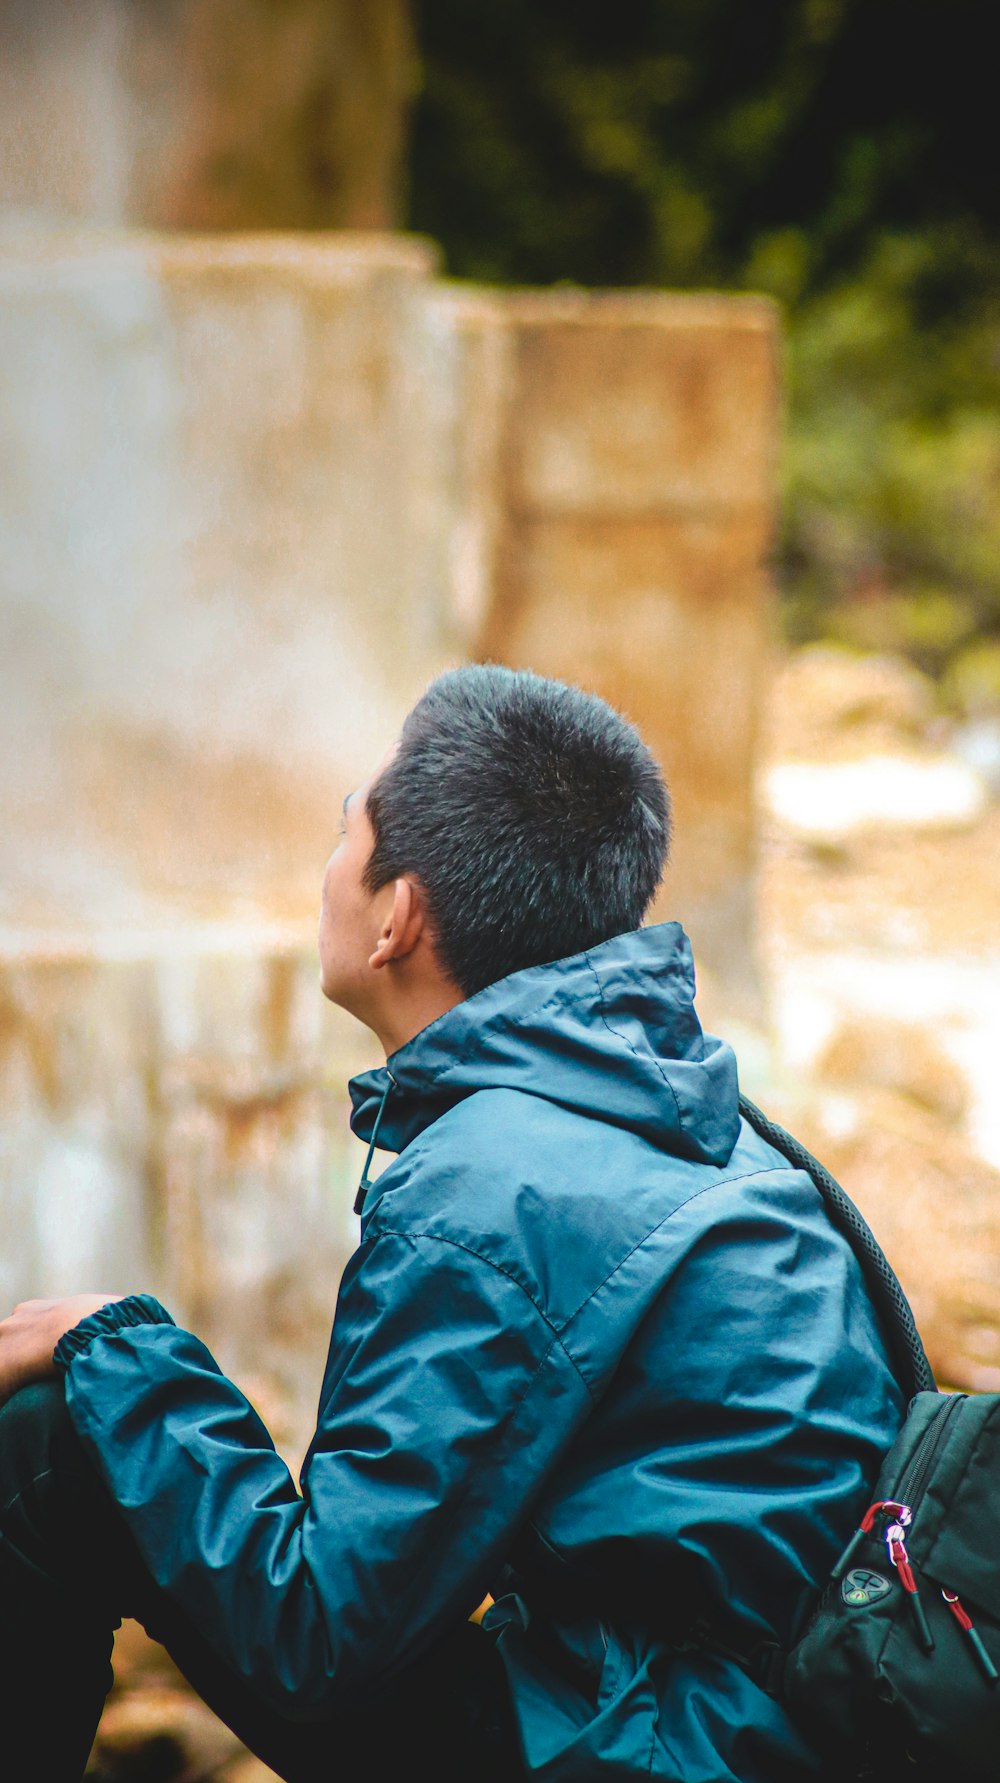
[738,1093,936,1401]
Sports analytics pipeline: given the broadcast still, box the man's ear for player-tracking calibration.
[369,876,425,971]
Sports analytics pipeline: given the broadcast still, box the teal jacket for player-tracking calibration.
[56,923,903,1779]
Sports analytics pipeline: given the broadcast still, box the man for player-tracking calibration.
[0,665,903,1781]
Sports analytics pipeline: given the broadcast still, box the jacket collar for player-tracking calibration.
[348,922,740,1180]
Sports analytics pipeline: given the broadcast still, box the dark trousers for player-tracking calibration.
[0,1382,522,1782]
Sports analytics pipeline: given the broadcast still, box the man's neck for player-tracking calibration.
[373,985,466,1061]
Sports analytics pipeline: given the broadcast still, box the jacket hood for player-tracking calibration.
[348,922,740,1168]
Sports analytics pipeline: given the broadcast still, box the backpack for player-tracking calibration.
[737,1096,1000,1780]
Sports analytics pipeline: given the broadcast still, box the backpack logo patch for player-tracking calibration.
[842,1568,893,1607]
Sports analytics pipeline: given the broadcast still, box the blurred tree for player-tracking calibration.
[409,0,1000,689]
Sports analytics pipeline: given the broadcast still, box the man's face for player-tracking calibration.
[317,762,389,1016]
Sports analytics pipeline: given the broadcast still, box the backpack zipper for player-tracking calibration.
[895,1392,966,1513]
[838,1395,998,1684]
[831,1394,966,1654]
[883,1515,934,1651]
[898,1395,1000,1686]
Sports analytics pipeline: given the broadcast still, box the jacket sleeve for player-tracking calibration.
[56,1230,591,1719]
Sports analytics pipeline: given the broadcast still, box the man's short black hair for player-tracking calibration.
[364,665,670,997]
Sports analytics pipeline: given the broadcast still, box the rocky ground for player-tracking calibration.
[84,643,1000,1777]
[85,1619,275,1781]
[757,644,1000,1393]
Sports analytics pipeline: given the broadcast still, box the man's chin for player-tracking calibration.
[318,964,344,1007]
[318,967,366,1025]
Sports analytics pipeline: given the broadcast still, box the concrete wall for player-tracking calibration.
[1,233,459,935]
[0,0,411,230]
[0,943,360,1453]
[0,230,778,1453]
[1,234,777,975]
[434,289,777,1014]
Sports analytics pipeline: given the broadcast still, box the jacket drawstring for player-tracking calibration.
[354,1073,394,1215]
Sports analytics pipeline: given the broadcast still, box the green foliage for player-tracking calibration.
[409,0,1000,694]
[783,228,1000,665]
[942,639,1000,715]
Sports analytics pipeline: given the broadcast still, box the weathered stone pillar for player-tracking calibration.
[429,289,780,1016]
[0,231,454,931]
[0,0,412,230]
[0,232,453,1459]
[0,937,373,1459]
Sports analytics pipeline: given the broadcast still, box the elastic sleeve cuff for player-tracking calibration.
[53,1293,176,1370]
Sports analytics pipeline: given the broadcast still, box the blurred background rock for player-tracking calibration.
[2,3,998,1778]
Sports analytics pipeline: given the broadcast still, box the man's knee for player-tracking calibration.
[0,1375,127,1618]
[0,1377,105,1564]
[0,1379,73,1499]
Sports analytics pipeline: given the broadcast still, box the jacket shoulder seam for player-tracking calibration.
[559,1164,799,1330]
[371,1226,599,1403]
[376,1164,793,1390]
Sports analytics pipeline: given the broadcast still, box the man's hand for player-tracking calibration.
[0,1296,123,1407]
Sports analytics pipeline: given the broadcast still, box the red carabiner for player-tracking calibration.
[858,1499,911,1535]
